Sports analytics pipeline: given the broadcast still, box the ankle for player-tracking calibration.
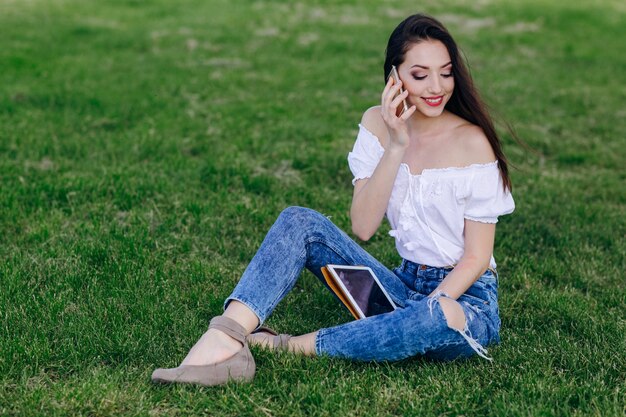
[222,303,260,333]
[288,333,317,356]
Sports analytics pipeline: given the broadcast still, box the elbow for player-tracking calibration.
[477,262,490,277]
[462,254,491,275]
[351,223,374,241]
[475,255,492,274]
[349,205,379,241]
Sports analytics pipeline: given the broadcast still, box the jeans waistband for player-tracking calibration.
[400,259,496,276]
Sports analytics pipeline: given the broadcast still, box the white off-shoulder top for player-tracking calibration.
[348,124,515,270]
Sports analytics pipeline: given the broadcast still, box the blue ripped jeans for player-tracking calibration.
[225,206,501,362]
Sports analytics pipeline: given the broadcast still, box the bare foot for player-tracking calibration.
[179,328,243,366]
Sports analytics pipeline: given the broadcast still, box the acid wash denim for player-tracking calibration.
[225,206,501,362]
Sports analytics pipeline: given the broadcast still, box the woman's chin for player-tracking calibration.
[414,106,446,118]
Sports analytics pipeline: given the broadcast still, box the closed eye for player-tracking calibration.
[412,73,453,80]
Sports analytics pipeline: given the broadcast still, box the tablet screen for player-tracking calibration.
[332,267,396,317]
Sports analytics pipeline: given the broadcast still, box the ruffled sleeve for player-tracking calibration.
[463,163,515,223]
[347,124,385,186]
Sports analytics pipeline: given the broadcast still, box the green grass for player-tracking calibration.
[1,0,624,415]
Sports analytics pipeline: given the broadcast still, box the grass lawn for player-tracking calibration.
[1,0,624,415]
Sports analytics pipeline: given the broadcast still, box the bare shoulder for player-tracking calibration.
[360,105,389,148]
[452,122,496,164]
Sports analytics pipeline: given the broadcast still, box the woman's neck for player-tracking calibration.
[407,110,455,138]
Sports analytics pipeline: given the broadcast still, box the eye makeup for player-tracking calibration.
[411,70,453,80]
[410,62,453,80]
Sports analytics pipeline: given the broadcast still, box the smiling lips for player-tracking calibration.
[422,96,444,107]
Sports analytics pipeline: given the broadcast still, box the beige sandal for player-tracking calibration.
[151,316,255,386]
[247,326,293,351]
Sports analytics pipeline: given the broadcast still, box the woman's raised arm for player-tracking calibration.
[350,77,415,240]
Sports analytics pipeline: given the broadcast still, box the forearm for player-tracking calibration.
[429,254,490,300]
[350,146,405,240]
[351,76,416,240]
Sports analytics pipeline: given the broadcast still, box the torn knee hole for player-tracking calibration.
[427,292,466,331]
[427,291,492,361]
[438,297,466,331]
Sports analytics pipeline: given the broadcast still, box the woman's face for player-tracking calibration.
[397,39,454,118]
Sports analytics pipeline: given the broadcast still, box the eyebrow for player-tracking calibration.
[411,61,452,69]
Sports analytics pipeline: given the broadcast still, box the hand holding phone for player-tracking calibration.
[388,65,409,117]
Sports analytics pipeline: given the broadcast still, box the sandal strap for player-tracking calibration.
[277,334,292,350]
[248,326,292,351]
[209,316,246,344]
[253,326,278,336]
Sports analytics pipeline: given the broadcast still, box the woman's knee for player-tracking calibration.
[277,206,329,230]
[438,297,466,331]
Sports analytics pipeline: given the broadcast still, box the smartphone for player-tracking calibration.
[388,65,409,116]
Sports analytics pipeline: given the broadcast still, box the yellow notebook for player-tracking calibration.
[321,264,398,320]
[321,266,361,320]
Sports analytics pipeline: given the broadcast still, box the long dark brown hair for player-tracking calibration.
[384,13,512,191]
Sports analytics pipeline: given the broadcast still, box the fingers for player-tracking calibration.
[390,89,409,110]
[381,77,403,102]
[381,80,405,118]
[400,105,417,121]
[381,76,395,103]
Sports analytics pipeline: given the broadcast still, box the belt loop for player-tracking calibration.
[403,259,415,275]
[490,267,499,285]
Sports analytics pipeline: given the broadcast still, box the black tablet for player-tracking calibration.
[325,265,397,319]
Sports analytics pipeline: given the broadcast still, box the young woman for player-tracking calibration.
[152,13,515,386]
